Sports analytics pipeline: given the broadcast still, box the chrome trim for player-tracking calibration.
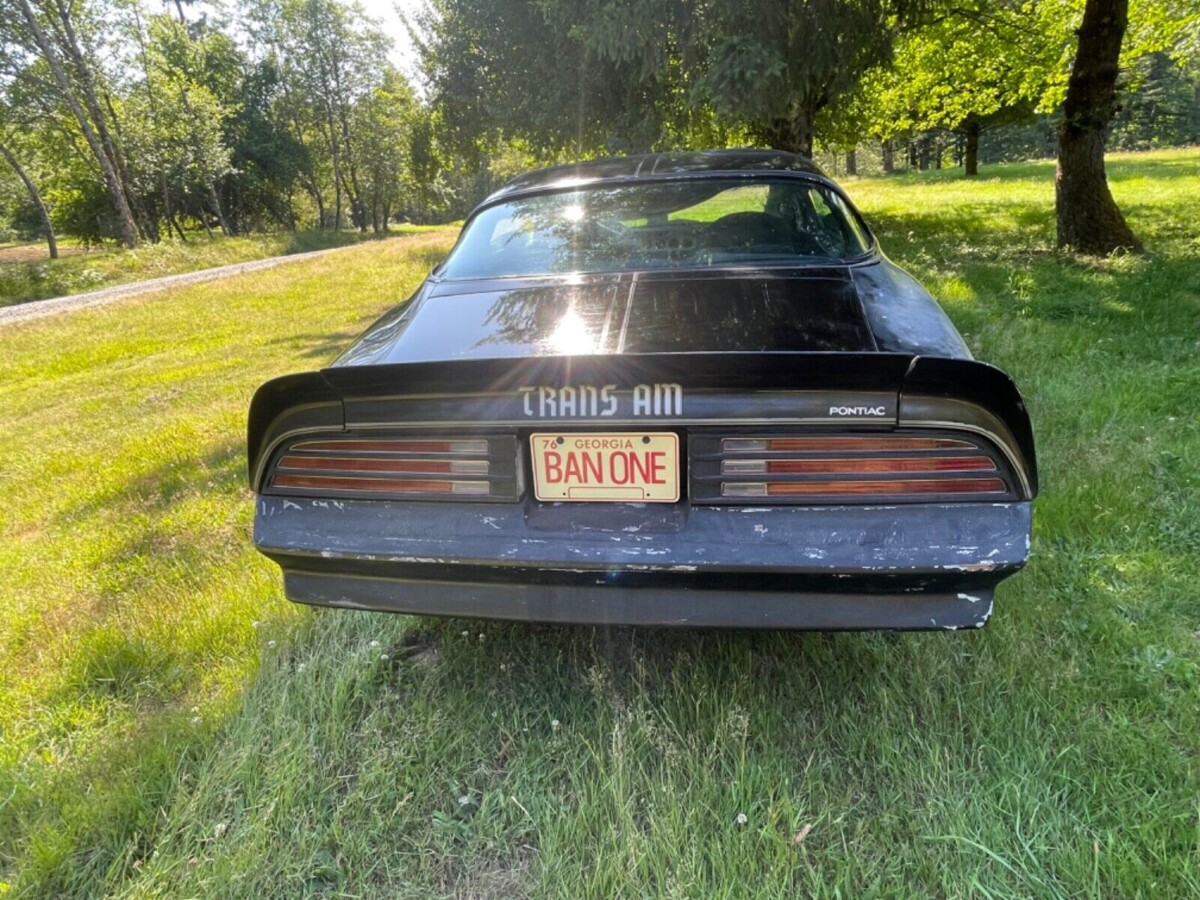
[338,387,895,404]
[343,417,898,429]
[253,425,345,491]
[902,420,1031,498]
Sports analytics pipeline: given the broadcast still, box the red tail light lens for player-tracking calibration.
[265,434,519,501]
[721,478,1009,498]
[692,432,1016,504]
[722,456,996,475]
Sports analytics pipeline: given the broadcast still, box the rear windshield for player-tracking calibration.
[441,178,871,279]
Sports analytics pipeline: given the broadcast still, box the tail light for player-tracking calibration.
[689,432,1015,504]
[264,434,520,501]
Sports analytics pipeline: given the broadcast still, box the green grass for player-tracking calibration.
[0,226,445,309]
[1,148,1198,898]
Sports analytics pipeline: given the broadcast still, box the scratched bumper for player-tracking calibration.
[254,497,1030,630]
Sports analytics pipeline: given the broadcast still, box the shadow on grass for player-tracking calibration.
[269,329,365,362]
[281,230,392,255]
[869,205,1054,256]
[860,154,1196,188]
[280,226,452,256]
[55,438,246,529]
[1106,156,1200,182]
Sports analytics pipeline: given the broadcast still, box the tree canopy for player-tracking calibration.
[0,0,1196,255]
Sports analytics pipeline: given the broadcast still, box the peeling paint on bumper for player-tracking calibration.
[254,497,1030,630]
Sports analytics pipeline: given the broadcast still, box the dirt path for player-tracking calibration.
[0,242,367,327]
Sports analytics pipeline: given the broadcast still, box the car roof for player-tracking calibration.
[483,149,831,205]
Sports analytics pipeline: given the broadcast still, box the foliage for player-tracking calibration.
[1110,49,1200,148]
[0,0,1198,250]
[421,0,904,159]
[832,2,1067,144]
[825,0,1199,168]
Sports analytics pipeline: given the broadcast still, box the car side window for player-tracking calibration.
[802,188,849,257]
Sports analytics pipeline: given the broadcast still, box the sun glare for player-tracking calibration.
[548,309,597,355]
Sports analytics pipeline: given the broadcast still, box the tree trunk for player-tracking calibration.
[54,0,149,242]
[100,90,157,242]
[0,139,58,259]
[311,182,326,230]
[765,108,815,158]
[333,173,342,230]
[918,136,930,170]
[845,149,857,175]
[162,175,187,242]
[881,139,894,174]
[964,120,981,176]
[208,180,232,236]
[1056,0,1141,254]
[16,0,138,247]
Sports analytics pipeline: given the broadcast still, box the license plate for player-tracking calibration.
[530,432,680,502]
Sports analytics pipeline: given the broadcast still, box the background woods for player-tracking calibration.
[0,0,1197,256]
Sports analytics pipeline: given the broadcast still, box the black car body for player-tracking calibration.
[248,150,1037,629]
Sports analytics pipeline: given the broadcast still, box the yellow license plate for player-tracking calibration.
[530,433,680,502]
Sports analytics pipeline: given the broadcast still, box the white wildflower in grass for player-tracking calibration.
[735,812,748,827]
[266,640,276,649]
[461,630,469,637]
[251,620,261,629]
[213,822,227,839]
[551,719,561,732]
[458,795,470,807]
[297,663,307,673]
[369,640,381,649]
[478,632,485,642]
[380,653,390,661]
[190,716,201,727]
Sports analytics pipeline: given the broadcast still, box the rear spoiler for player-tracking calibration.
[248,352,1036,496]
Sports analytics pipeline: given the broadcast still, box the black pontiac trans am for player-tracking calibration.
[248,150,1037,630]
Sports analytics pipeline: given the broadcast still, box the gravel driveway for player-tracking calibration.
[0,243,365,327]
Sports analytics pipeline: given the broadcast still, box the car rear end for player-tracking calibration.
[249,352,1036,629]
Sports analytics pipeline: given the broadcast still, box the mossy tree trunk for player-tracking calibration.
[1056,0,1142,254]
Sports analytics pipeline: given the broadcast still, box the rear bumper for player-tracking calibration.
[254,497,1030,630]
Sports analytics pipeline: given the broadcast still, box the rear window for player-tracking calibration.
[441,178,871,279]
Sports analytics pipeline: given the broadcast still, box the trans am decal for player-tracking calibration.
[519,383,683,417]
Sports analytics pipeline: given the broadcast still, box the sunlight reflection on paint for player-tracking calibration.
[549,309,598,354]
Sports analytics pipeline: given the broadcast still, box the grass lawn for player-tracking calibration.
[0,226,444,309]
[1,148,1197,897]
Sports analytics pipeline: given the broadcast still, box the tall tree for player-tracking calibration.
[1056,0,1142,253]
[353,67,417,232]
[831,3,1061,176]
[682,0,896,157]
[8,0,139,246]
[420,0,674,158]
[422,0,908,160]
[249,0,390,229]
[0,136,57,258]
